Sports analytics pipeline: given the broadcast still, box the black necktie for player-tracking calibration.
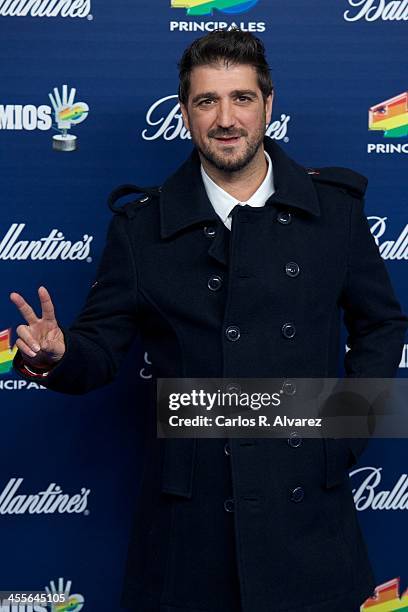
[228,203,249,229]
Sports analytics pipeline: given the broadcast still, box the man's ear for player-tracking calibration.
[179,101,190,132]
[265,90,274,125]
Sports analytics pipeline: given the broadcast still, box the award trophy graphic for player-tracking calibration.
[49,85,89,152]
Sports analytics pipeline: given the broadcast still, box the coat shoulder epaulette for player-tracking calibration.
[108,183,161,217]
[306,167,368,199]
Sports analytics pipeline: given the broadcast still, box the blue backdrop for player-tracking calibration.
[1,0,407,609]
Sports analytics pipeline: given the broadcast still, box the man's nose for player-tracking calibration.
[216,100,235,129]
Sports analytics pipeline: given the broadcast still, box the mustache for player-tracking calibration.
[208,128,248,139]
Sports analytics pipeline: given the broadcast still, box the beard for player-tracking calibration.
[191,122,266,173]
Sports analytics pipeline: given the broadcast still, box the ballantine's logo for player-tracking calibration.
[344,0,408,21]
[142,95,290,142]
[0,478,90,515]
[368,216,408,260]
[0,329,17,375]
[350,467,408,511]
[361,578,408,610]
[171,0,258,16]
[0,224,93,261]
[369,92,408,139]
[0,0,92,18]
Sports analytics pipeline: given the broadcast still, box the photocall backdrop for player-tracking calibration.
[1,0,407,609]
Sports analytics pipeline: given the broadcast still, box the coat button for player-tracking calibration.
[285,262,300,277]
[203,225,216,238]
[290,487,304,503]
[281,323,296,339]
[287,432,302,448]
[277,211,292,225]
[224,498,235,512]
[225,325,241,341]
[282,379,296,395]
[224,442,231,456]
[207,275,223,291]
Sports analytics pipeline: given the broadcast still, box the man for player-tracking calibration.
[10,29,407,612]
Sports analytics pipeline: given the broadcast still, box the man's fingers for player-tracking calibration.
[16,324,41,353]
[9,291,39,325]
[38,286,57,322]
[16,337,38,358]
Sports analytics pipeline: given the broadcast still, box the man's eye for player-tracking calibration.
[236,96,251,103]
[199,99,215,106]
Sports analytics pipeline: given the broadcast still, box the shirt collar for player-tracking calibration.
[200,151,275,225]
[159,138,320,239]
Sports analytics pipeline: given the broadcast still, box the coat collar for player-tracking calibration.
[160,137,320,239]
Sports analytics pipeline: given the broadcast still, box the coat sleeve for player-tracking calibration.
[329,196,407,470]
[13,213,139,394]
[339,196,407,378]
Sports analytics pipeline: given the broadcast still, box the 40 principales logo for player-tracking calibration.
[171,0,259,16]
[0,329,17,376]
[361,578,408,610]
[0,577,85,611]
[170,0,265,32]
[367,92,408,154]
[0,328,47,390]
[0,84,89,151]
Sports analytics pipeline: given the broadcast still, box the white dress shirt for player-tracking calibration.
[200,151,275,231]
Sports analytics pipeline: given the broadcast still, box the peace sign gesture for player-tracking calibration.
[10,286,66,370]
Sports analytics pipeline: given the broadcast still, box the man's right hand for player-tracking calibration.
[10,285,66,370]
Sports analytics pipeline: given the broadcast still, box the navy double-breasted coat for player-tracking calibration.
[14,137,407,612]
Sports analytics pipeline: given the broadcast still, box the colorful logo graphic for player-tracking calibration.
[369,92,408,138]
[361,577,408,610]
[45,577,84,611]
[171,0,258,16]
[49,85,89,151]
[0,329,17,375]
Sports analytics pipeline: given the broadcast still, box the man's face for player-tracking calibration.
[180,62,273,173]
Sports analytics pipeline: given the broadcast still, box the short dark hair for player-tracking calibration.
[178,29,273,105]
